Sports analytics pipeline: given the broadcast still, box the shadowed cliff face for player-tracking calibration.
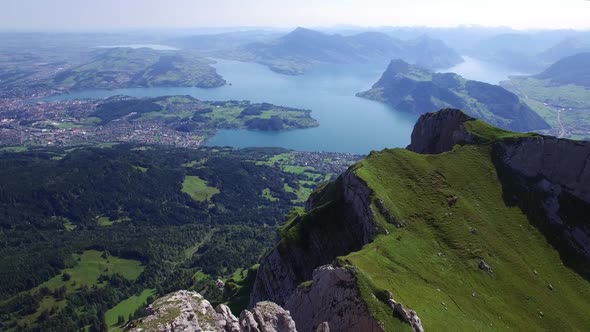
[492,137,590,278]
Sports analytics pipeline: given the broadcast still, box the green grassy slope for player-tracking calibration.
[272,119,590,330]
[105,288,156,331]
[346,146,590,330]
[339,142,590,330]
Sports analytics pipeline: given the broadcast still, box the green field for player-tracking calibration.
[105,288,156,331]
[5,250,145,329]
[133,166,148,173]
[181,176,220,202]
[98,216,131,226]
[0,146,28,152]
[40,250,144,293]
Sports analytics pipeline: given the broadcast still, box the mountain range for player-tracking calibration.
[51,47,226,90]
[535,52,590,87]
[227,28,464,75]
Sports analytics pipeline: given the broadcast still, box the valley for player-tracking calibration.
[501,53,590,139]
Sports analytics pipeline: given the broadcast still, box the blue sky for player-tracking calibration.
[2,0,589,31]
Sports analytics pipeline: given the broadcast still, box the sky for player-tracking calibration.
[2,0,590,31]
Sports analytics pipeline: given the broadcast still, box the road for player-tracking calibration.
[556,109,566,138]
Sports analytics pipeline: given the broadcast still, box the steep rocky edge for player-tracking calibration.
[248,108,590,331]
[249,170,381,306]
[406,108,476,154]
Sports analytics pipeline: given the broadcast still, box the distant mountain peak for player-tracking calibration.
[384,59,412,75]
[535,52,590,87]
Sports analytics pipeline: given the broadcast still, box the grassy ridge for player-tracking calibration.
[343,145,590,330]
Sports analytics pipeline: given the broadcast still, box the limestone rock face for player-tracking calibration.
[407,108,475,154]
[126,290,216,332]
[493,137,590,260]
[127,291,295,332]
[494,137,590,203]
[240,302,297,332]
[284,265,383,332]
[385,291,424,332]
[249,170,378,307]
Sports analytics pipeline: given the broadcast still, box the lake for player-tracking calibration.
[47,56,523,154]
[442,56,532,84]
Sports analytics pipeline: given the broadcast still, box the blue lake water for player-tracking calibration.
[48,59,417,154]
[442,56,531,84]
[47,56,523,154]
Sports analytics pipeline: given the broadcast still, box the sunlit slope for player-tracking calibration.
[343,142,590,330]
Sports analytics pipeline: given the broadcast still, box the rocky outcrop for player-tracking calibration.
[407,108,476,154]
[494,137,590,203]
[284,265,383,332]
[246,155,429,332]
[240,302,297,332]
[385,291,424,332]
[127,290,296,332]
[249,170,379,306]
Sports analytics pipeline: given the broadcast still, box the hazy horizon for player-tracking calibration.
[3,0,590,32]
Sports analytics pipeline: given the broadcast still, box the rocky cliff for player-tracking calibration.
[407,108,476,154]
[249,170,380,307]
[492,136,590,277]
[246,108,590,331]
[284,265,381,332]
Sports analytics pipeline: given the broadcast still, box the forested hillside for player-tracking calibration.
[0,144,358,331]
